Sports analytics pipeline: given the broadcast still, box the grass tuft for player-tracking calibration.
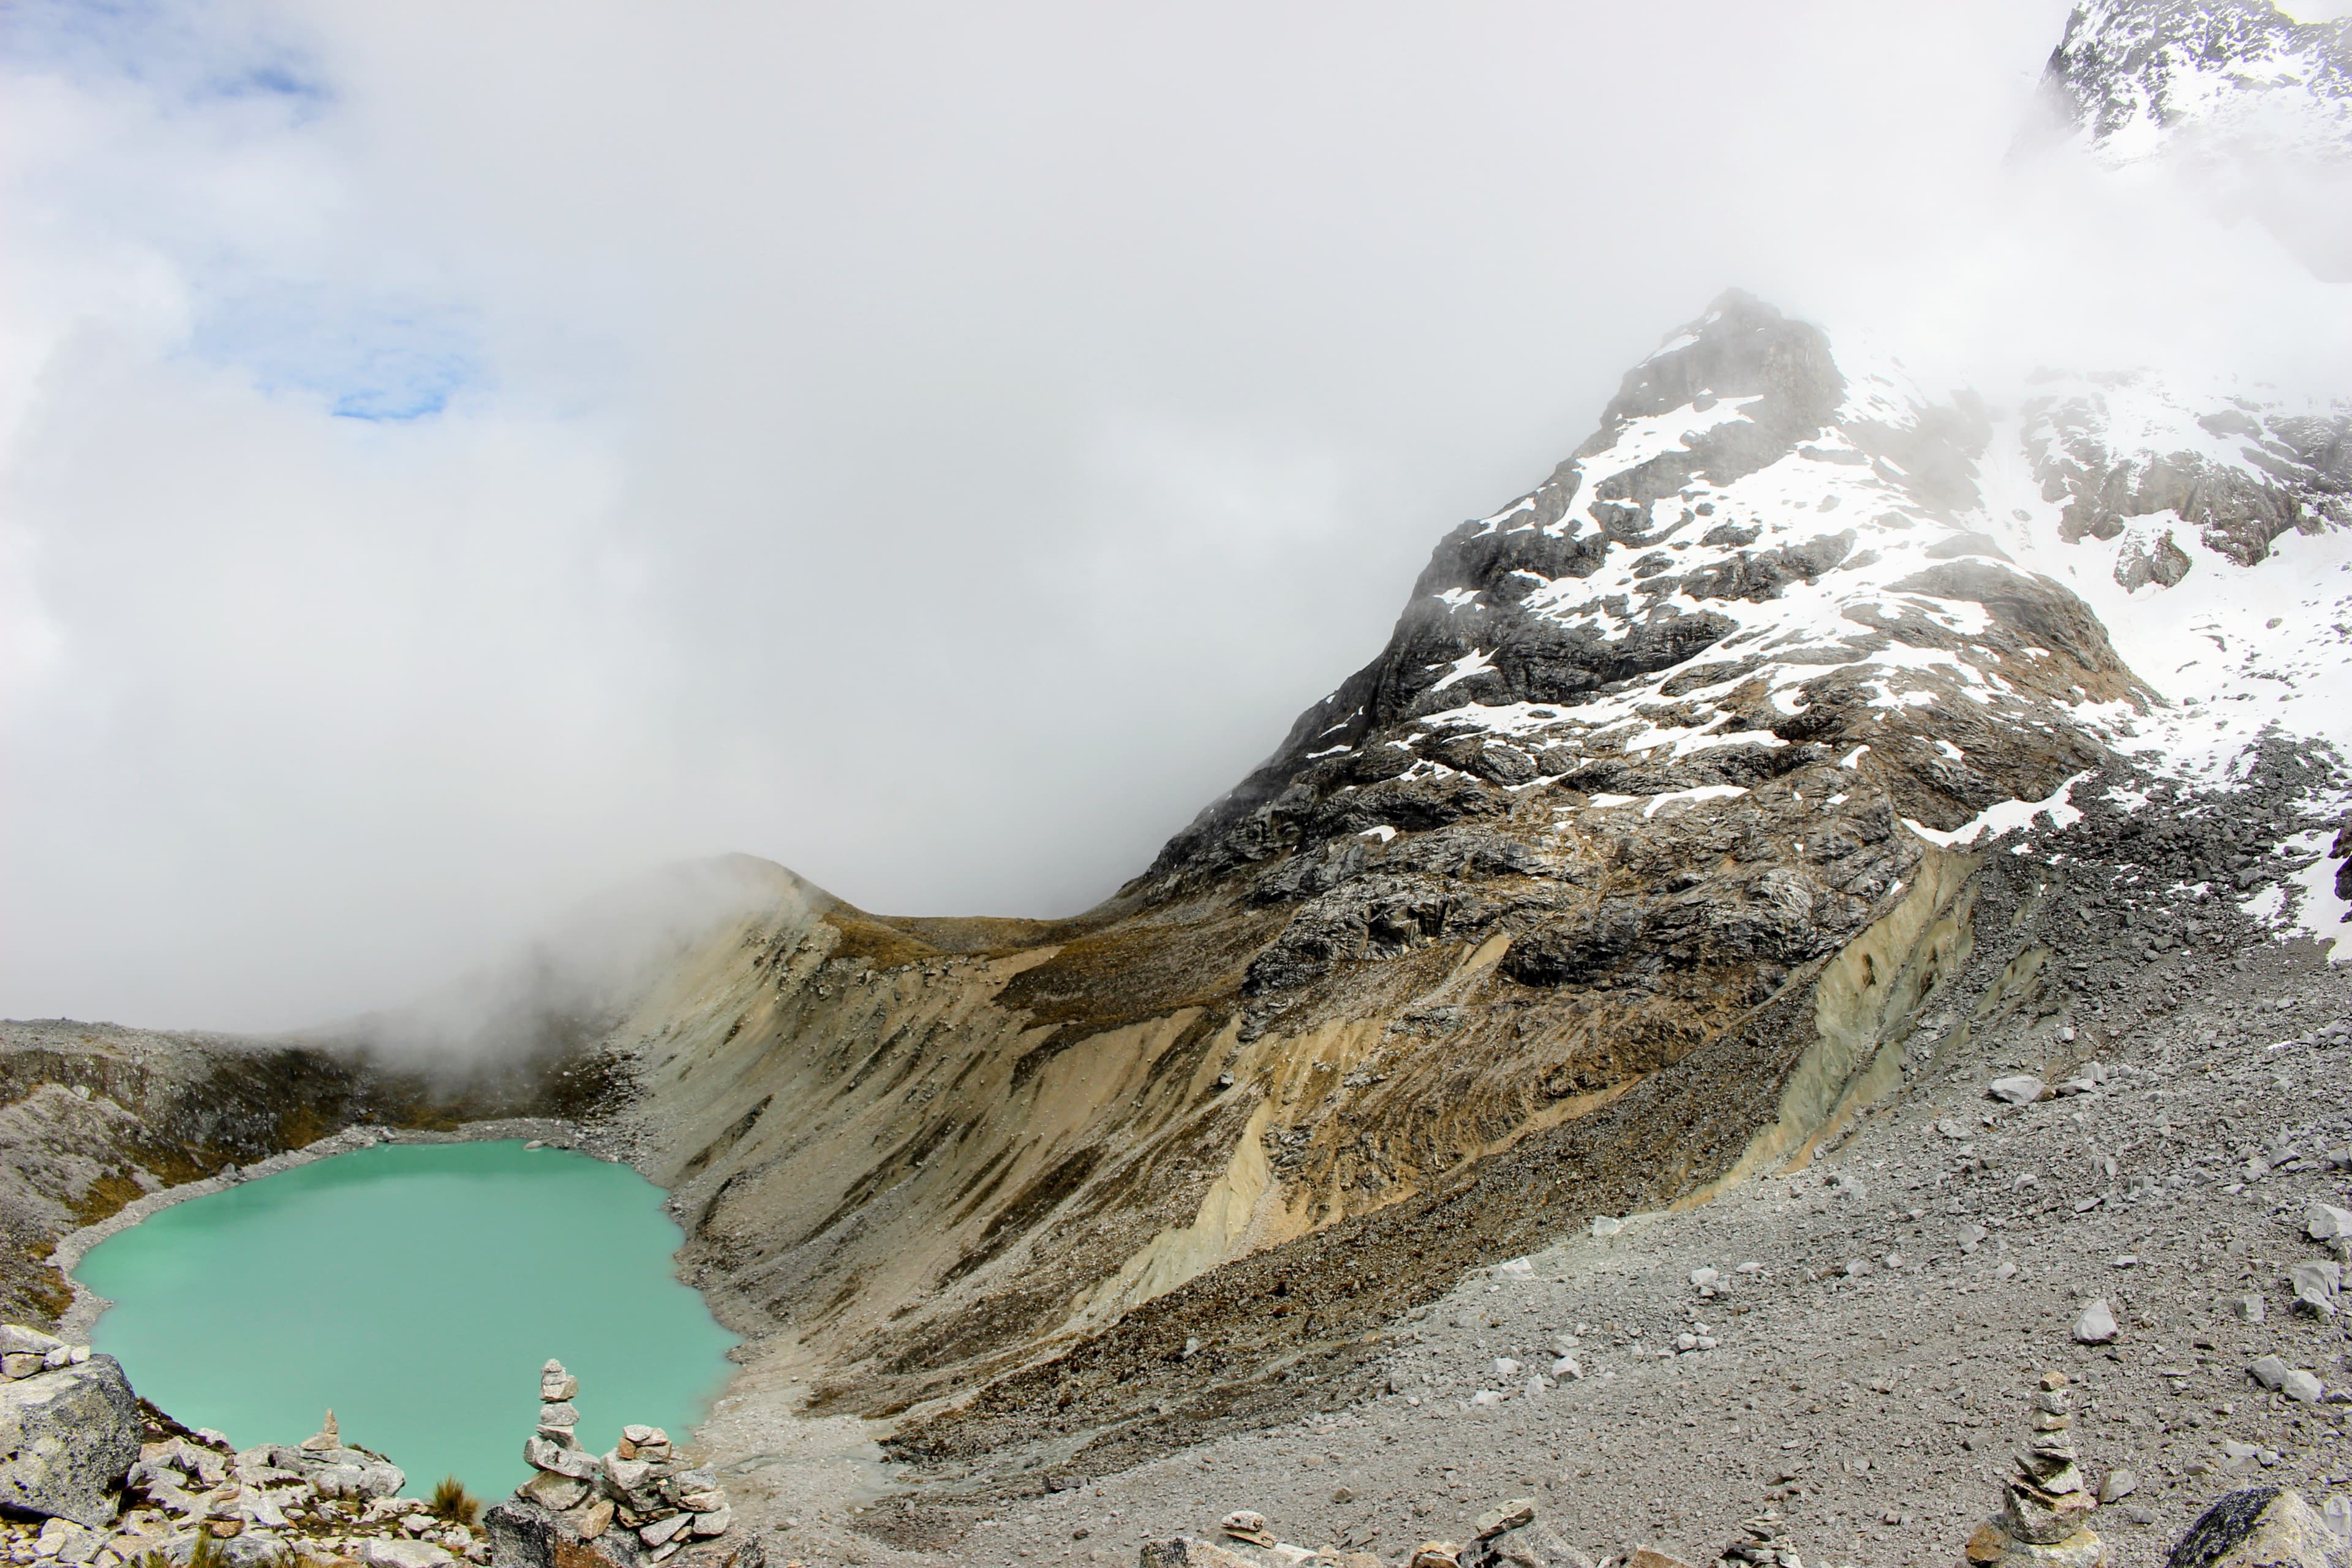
[429,1474,481,1528]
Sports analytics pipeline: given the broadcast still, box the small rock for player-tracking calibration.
[2278,1370,2324,1404]
[1220,1511,1275,1548]
[1590,1217,1623,1239]
[1409,1546,1461,1568]
[522,1438,594,1480]
[2304,1204,2352,1242]
[638,1514,692,1548]
[1548,1356,1581,1381]
[2248,1356,2291,1391]
[517,1472,588,1512]
[1689,1267,1721,1291]
[1472,1500,1535,1540]
[2099,1469,2138,1504]
[2235,1294,2267,1324]
[1492,1359,1521,1381]
[357,1541,453,1568]
[1626,1552,1697,1568]
[2072,1299,2117,1344]
[1988,1076,2046,1105]
[2288,1261,2340,1317]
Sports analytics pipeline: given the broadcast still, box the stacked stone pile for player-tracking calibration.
[1961,1370,2108,1568]
[489,1361,752,1568]
[1,1322,488,1568]
[1714,1508,1801,1568]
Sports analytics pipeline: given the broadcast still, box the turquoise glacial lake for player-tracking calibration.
[75,1140,737,1500]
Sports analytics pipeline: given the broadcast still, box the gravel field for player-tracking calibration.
[756,937,2352,1568]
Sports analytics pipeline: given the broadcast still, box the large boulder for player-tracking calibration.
[0,1353,143,1527]
[2166,1488,2343,1568]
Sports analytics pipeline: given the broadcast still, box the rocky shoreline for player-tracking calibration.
[0,1330,755,1568]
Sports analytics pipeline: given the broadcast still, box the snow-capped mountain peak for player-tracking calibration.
[2043,0,2352,164]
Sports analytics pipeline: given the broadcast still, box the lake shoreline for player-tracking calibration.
[54,1115,586,1341]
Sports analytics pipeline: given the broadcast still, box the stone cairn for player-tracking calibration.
[1717,1506,1802,1568]
[513,1359,733,1562]
[1962,1370,2107,1568]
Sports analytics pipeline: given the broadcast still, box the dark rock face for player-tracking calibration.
[0,1355,143,1527]
[2022,380,2352,568]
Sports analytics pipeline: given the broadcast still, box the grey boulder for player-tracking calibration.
[2288,1259,2340,1317]
[307,1449,405,1500]
[0,1354,143,1527]
[1468,1521,1596,1568]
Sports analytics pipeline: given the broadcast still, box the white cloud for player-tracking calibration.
[2,0,2345,1030]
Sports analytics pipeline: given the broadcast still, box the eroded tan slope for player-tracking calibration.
[617,824,1989,1450]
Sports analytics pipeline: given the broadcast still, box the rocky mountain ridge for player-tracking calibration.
[2044,0,2352,165]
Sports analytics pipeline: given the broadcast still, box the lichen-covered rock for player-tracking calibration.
[2166,1488,2341,1568]
[0,1351,142,1526]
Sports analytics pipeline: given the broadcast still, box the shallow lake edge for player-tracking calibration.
[56,1115,595,1341]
